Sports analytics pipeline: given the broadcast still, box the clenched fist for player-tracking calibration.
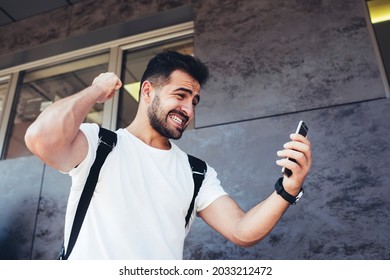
[92,72,123,103]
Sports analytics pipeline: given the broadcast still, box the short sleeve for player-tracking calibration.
[195,164,228,212]
[67,123,100,190]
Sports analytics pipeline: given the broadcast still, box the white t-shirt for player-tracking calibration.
[64,123,227,259]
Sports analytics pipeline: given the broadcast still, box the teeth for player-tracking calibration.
[170,115,183,124]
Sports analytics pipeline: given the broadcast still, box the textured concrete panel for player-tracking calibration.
[0,2,193,70]
[0,156,43,260]
[0,7,71,54]
[194,0,385,127]
[31,165,71,260]
[68,0,191,36]
[179,98,390,259]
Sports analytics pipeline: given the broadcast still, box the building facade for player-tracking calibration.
[0,0,389,259]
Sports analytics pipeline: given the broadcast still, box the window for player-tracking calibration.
[4,53,109,159]
[117,39,194,129]
[0,22,194,160]
[0,76,10,126]
[365,0,390,96]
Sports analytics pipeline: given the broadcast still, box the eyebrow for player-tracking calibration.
[174,87,200,103]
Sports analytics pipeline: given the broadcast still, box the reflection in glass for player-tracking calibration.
[5,53,109,159]
[117,39,193,129]
[0,77,10,126]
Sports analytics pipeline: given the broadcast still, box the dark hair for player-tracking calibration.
[140,51,209,90]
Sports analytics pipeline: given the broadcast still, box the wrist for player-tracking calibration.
[274,177,304,205]
[88,84,106,103]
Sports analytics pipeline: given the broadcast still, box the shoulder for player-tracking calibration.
[80,123,100,139]
[187,155,227,211]
[66,123,100,176]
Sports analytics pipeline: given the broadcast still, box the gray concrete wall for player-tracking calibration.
[0,0,389,259]
[181,98,390,259]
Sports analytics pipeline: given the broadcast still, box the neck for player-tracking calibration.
[126,120,171,150]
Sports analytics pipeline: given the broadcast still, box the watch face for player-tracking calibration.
[293,190,304,204]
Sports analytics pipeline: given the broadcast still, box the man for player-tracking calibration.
[25,51,311,259]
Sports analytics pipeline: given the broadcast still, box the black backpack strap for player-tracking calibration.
[185,154,207,228]
[60,127,117,260]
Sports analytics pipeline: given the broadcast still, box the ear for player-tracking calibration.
[140,81,154,104]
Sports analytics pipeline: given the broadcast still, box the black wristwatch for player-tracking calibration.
[274,177,304,205]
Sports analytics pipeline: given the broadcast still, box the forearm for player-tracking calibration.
[233,191,290,246]
[26,85,100,149]
[24,84,107,171]
[201,134,311,248]
[233,132,312,244]
[25,72,121,170]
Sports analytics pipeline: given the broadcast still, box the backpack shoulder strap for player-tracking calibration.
[185,154,207,228]
[60,127,117,260]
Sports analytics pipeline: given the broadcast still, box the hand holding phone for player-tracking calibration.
[281,120,309,177]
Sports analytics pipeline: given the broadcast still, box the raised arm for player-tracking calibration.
[25,72,122,172]
[198,133,312,247]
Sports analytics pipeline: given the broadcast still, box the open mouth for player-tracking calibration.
[170,114,183,125]
[168,111,188,129]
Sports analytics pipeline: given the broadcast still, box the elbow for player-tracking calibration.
[24,125,62,169]
[24,123,58,158]
[233,237,260,248]
[24,124,40,155]
[231,230,265,248]
[237,241,258,248]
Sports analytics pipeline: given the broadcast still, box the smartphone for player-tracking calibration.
[282,120,309,177]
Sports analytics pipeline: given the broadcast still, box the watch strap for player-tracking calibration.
[274,177,303,205]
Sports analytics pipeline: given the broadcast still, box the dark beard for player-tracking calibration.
[147,95,185,140]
